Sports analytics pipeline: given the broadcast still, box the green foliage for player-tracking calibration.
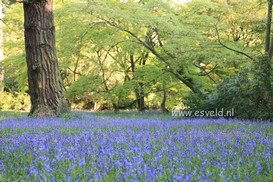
[0,92,30,111]
[3,3,26,92]
[186,60,273,120]
[0,111,27,121]
[3,54,27,92]
[2,0,273,119]
[207,68,255,118]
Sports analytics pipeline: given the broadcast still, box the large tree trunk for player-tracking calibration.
[0,0,4,92]
[23,0,69,116]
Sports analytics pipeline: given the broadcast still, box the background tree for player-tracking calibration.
[2,0,272,119]
[186,0,273,120]
[0,0,4,92]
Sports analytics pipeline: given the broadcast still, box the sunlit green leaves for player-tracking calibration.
[2,0,271,112]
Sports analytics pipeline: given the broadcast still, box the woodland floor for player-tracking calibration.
[0,111,273,181]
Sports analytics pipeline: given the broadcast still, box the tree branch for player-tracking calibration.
[66,67,82,76]
[101,19,204,96]
[215,27,255,62]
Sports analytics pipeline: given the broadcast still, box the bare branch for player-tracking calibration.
[194,63,218,83]
[66,67,82,76]
[0,19,12,30]
[154,27,176,59]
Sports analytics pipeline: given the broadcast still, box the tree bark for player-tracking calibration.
[136,82,145,112]
[266,0,273,53]
[263,0,273,108]
[130,54,146,111]
[160,82,168,113]
[23,0,69,116]
[0,0,4,92]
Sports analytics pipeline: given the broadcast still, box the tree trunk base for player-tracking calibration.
[29,101,69,117]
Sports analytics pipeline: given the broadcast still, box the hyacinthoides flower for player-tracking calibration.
[0,114,272,181]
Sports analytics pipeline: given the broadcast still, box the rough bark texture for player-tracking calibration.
[23,0,69,116]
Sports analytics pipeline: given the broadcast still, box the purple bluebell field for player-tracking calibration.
[0,112,273,181]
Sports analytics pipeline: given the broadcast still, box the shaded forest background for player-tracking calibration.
[1,0,273,119]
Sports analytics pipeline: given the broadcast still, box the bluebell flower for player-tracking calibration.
[256,161,263,175]
[29,165,38,177]
[79,157,86,167]
[66,167,71,182]
[1,114,273,181]
[246,173,250,181]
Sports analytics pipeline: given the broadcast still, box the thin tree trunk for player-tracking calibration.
[263,0,273,108]
[23,0,69,116]
[138,53,148,112]
[130,54,146,111]
[0,0,4,92]
[266,0,273,52]
[113,103,119,112]
[161,82,168,113]
[136,82,145,112]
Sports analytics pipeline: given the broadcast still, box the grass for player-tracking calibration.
[92,110,175,120]
[0,111,273,181]
[0,111,27,120]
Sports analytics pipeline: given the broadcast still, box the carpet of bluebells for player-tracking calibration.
[0,112,273,181]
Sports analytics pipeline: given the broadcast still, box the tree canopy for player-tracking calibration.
[1,0,273,119]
